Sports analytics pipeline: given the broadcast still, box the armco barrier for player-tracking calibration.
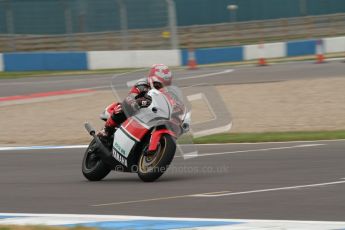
[0,53,3,71]
[87,50,181,70]
[324,36,345,53]
[244,42,285,60]
[181,47,243,65]
[287,40,316,57]
[1,36,344,71]
[185,36,345,65]
[3,52,88,71]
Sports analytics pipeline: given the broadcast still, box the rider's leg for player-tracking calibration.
[98,111,127,138]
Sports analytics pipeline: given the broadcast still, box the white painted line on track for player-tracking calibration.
[294,144,324,147]
[197,138,345,145]
[126,69,235,87]
[0,143,324,155]
[191,179,345,197]
[92,179,345,207]
[177,143,325,158]
[177,69,234,81]
[0,145,88,151]
[91,191,230,207]
[3,137,341,152]
[0,143,325,154]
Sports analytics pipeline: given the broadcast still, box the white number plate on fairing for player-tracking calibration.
[113,128,135,158]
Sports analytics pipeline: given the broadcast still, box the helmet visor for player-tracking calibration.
[153,81,163,90]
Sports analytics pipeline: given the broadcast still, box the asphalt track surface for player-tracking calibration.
[0,61,344,97]
[1,61,345,221]
[0,140,344,221]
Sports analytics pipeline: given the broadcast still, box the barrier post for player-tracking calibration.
[188,48,198,70]
[258,43,267,66]
[315,39,325,64]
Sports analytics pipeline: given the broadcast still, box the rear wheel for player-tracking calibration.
[82,139,111,181]
[137,134,176,182]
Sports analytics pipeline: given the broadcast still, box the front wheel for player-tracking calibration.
[137,134,176,182]
[82,139,111,181]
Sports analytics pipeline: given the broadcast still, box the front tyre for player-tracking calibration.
[82,139,111,181]
[137,134,176,182]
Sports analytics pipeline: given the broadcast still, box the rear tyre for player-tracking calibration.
[82,139,111,181]
[137,134,176,182]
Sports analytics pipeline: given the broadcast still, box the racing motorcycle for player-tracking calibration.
[82,86,191,182]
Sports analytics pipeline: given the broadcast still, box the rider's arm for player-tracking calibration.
[122,83,150,114]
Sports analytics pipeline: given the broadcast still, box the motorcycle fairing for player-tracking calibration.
[112,117,150,168]
[121,117,150,142]
[111,71,198,161]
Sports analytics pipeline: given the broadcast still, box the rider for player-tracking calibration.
[98,64,173,138]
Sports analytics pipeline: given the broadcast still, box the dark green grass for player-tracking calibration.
[0,68,137,79]
[194,130,345,144]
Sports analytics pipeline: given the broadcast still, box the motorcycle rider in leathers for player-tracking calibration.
[97,64,174,138]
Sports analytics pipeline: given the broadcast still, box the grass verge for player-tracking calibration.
[199,52,344,68]
[193,130,345,144]
[0,68,137,79]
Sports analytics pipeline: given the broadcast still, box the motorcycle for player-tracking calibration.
[82,84,192,182]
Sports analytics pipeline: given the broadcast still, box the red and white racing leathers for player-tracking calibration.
[103,78,151,129]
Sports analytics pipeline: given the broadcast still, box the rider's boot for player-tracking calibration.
[97,117,117,140]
